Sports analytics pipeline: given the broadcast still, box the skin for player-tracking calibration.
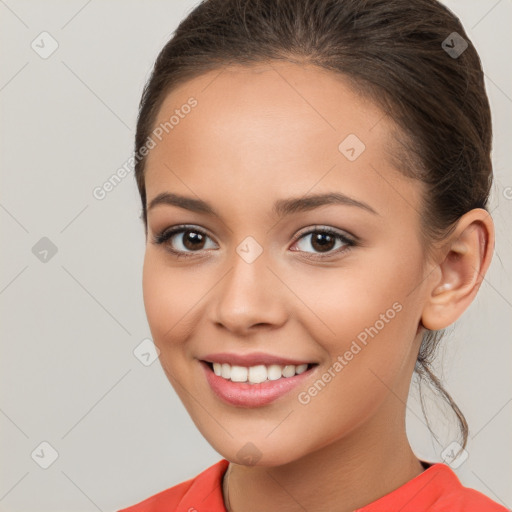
[141,61,494,511]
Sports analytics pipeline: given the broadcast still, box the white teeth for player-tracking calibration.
[282,365,296,378]
[210,362,311,383]
[221,363,230,379]
[230,365,248,382]
[267,364,282,381]
[249,365,267,383]
[295,363,308,374]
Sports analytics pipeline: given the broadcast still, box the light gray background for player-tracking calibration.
[0,1,511,511]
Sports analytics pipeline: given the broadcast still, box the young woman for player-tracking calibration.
[119,0,507,510]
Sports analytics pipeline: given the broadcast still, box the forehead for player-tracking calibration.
[144,62,420,220]
[151,61,390,155]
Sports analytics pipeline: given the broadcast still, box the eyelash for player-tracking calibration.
[151,224,357,260]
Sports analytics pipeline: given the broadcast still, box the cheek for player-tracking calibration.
[142,255,168,338]
[282,292,419,459]
[287,251,422,349]
[284,253,423,406]
[142,252,193,346]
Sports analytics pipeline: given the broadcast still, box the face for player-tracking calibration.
[142,61,431,466]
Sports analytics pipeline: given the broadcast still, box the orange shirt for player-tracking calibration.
[118,458,508,512]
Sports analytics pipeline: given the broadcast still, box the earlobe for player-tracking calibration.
[421,209,494,331]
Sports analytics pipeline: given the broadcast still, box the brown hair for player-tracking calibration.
[134,0,493,452]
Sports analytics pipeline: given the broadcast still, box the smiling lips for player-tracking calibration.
[199,351,319,407]
[201,351,316,383]
[211,361,310,383]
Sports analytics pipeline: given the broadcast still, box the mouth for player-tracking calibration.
[201,360,318,383]
[199,360,320,407]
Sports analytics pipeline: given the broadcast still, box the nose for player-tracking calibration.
[210,249,288,335]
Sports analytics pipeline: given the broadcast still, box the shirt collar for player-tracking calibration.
[175,459,462,512]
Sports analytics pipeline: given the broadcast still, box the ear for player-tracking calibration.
[421,208,494,331]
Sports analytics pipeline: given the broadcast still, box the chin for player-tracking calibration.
[205,433,311,467]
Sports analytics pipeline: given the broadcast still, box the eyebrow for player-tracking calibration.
[147,191,378,217]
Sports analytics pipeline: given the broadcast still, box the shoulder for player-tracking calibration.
[358,462,508,512]
[116,480,191,512]
[117,459,229,512]
[433,488,509,511]
[428,464,508,512]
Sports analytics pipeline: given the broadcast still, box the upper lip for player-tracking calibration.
[200,352,316,367]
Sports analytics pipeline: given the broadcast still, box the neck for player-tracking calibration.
[222,400,424,512]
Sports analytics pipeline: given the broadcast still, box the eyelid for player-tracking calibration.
[152,224,217,247]
[292,225,355,242]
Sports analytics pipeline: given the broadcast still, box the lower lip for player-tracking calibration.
[200,360,318,408]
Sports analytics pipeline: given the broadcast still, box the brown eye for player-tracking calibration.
[310,232,336,252]
[180,230,206,250]
[152,226,217,255]
[291,227,355,257]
